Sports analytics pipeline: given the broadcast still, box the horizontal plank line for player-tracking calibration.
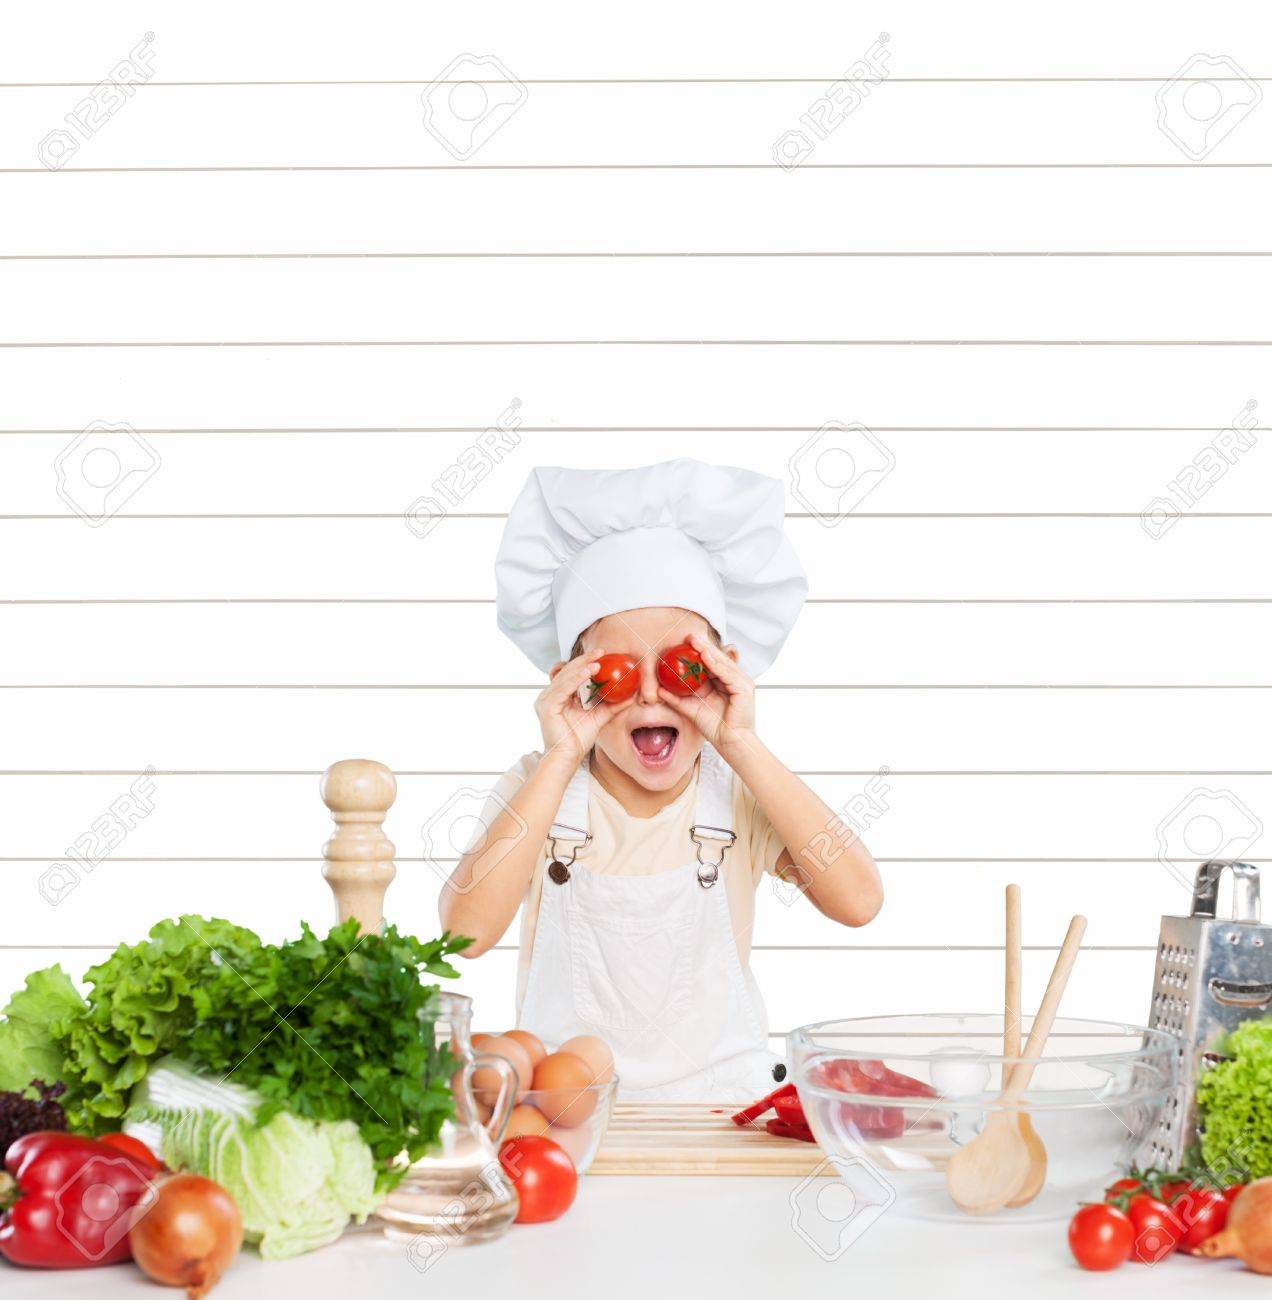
[3,426,1264,436]
[0,856,1256,865]
[5,597,1270,607]
[7,681,1269,691]
[1,339,1269,348]
[5,512,1270,521]
[5,163,1270,174]
[3,77,1268,87]
[0,943,1155,954]
[5,251,1272,261]
[3,769,1267,778]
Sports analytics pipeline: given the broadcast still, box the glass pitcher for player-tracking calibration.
[375,991,519,1244]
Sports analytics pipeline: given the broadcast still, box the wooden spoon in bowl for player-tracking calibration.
[1003,884,1048,1208]
[945,913,1088,1216]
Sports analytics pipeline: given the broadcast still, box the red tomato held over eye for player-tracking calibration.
[1069,1203,1135,1271]
[1171,1185,1230,1252]
[499,1135,578,1224]
[1126,1194,1185,1263]
[98,1132,163,1169]
[656,643,709,696]
[587,654,639,704]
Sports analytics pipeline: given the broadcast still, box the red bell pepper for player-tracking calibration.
[0,1131,157,1268]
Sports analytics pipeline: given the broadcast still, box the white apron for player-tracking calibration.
[517,746,778,1101]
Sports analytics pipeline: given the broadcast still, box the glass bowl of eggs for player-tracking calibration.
[473,1030,618,1174]
[788,1013,1176,1223]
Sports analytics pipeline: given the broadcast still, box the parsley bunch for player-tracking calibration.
[181,920,471,1170]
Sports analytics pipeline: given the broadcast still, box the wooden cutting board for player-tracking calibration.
[588,1103,956,1175]
[588,1102,828,1175]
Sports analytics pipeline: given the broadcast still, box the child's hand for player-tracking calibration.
[537,647,635,767]
[657,632,757,762]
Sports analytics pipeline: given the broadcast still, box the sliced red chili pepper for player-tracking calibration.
[772,1091,808,1127]
[730,1082,796,1127]
[765,1118,817,1142]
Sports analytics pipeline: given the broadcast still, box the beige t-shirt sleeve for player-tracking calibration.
[734,781,788,884]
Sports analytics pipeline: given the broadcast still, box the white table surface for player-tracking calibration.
[3,1176,1263,1299]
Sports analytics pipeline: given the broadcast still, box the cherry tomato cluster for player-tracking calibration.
[1068,1170,1242,1271]
[585,643,711,704]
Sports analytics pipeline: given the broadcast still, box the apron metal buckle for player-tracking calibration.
[546,830,590,885]
[690,825,736,889]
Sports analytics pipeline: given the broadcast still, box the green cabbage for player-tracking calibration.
[1197,1017,1272,1180]
[128,1060,380,1260]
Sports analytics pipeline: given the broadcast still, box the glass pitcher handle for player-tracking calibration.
[463,1054,519,1144]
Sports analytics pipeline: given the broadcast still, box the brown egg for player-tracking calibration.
[559,1035,614,1083]
[503,1103,550,1140]
[503,1029,547,1070]
[531,1051,598,1128]
[546,1119,595,1170]
[472,1034,533,1105]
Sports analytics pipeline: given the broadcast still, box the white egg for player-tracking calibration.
[928,1047,992,1097]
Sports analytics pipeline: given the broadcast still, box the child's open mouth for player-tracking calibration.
[630,725,679,769]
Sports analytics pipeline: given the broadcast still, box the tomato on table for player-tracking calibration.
[1125,1194,1185,1263]
[587,653,640,704]
[656,643,709,696]
[1104,1176,1147,1202]
[499,1136,578,1224]
[1068,1203,1135,1271]
[1170,1185,1230,1252]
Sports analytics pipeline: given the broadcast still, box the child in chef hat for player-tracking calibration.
[441,459,882,1100]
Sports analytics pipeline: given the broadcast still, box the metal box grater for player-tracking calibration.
[1147,860,1272,1169]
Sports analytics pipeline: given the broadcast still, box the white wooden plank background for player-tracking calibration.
[1,0,1269,1041]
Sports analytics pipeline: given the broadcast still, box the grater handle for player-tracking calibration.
[1190,860,1261,923]
[1207,977,1272,1009]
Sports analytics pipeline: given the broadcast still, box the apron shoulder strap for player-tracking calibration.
[693,744,736,836]
[548,756,591,847]
[691,745,737,887]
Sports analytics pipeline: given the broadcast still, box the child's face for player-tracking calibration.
[579,606,721,792]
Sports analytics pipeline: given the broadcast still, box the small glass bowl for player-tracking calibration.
[790,1014,1177,1222]
[499,1077,619,1174]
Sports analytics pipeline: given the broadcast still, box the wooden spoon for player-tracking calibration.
[1003,884,1048,1208]
[945,913,1088,1216]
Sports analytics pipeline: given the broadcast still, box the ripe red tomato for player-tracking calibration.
[1126,1193,1185,1263]
[1170,1185,1230,1251]
[1223,1183,1246,1205]
[656,643,709,696]
[1104,1176,1146,1202]
[1068,1203,1134,1271]
[499,1135,578,1224]
[98,1132,163,1169]
[587,653,639,704]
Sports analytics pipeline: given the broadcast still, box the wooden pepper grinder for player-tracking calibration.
[321,758,397,934]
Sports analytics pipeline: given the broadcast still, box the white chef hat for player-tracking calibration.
[495,459,807,675]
